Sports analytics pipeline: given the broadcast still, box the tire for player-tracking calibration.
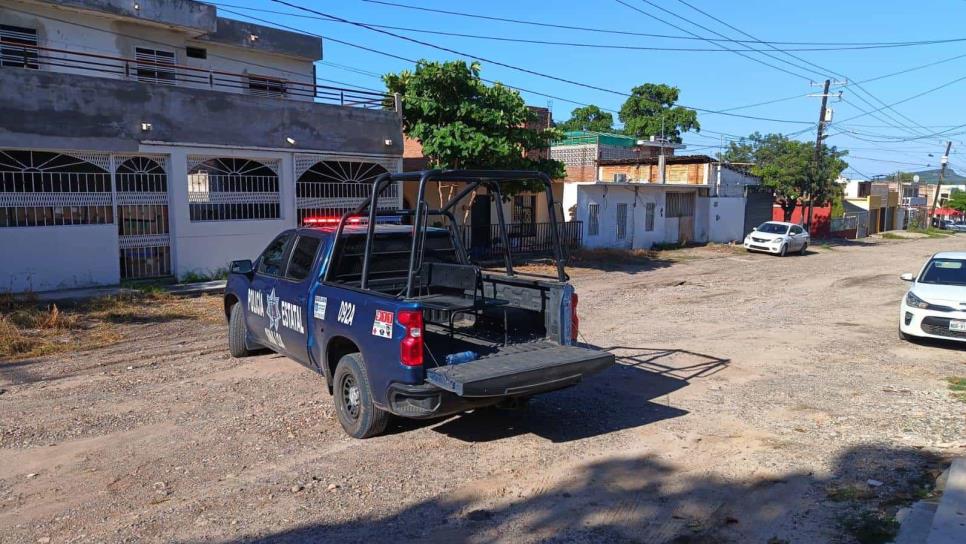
[779,243,788,257]
[799,243,808,256]
[898,328,915,342]
[333,354,389,439]
[228,302,251,358]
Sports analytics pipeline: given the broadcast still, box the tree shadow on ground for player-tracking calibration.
[229,444,946,544]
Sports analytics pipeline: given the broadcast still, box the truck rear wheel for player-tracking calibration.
[228,303,251,358]
[333,354,389,439]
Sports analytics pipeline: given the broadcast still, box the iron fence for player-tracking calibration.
[0,41,390,108]
[459,221,583,261]
[187,174,280,222]
[296,181,400,225]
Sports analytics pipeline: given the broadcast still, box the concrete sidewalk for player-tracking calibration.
[928,458,966,544]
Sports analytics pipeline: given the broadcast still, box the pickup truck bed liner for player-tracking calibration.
[425,342,615,397]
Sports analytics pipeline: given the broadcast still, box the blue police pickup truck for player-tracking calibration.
[223,170,614,438]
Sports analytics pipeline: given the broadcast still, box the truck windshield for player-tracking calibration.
[757,223,789,235]
[919,258,966,286]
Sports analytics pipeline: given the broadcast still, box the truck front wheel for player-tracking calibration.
[333,354,389,438]
[228,303,251,358]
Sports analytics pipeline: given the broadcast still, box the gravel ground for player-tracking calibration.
[1,236,964,543]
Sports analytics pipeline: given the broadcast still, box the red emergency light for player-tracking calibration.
[302,216,365,226]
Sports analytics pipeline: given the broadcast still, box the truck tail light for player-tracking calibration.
[398,309,423,366]
[570,292,579,344]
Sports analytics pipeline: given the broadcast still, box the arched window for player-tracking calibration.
[187,158,279,221]
[0,150,112,227]
[296,160,392,224]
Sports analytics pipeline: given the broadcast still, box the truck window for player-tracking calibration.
[331,231,458,288]
[286,236,321,281]
[257,233,293,276]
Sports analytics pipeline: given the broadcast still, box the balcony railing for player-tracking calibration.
[0,40,391,109]
[460,221,583,262]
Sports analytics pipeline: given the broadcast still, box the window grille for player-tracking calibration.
[616,203,628,240]
[666,192,695,218]
[0,24,38,69]
[588,203,600,236]
[645,202,655,232]
[188,158,280,221]
[0,150,112,227]
[135,47,176,84]
[296,160,393,224]
[247,74,287,97]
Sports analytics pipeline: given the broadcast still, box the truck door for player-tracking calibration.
[246,231,295,353]
[272,233,322,365]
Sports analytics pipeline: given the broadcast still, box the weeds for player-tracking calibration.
[840,511,899,544]
[180,267,228,283]
[947,377,966,402]
[906,226,951,238]
[879,232,905,240]
[0,291,221,360]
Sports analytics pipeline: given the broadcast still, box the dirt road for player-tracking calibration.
[2,236,965,543]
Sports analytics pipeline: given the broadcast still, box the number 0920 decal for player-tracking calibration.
[337,301,356,326]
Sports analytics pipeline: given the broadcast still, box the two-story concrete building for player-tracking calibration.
[0,0,403,292]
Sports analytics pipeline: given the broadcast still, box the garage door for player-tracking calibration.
[743,186,773,237]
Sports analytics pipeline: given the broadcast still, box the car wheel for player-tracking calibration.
[799,242,808,256]
[333,353,389,439]
[779,243,788,257]
[228,302,251,358]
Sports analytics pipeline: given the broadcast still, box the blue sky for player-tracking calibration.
[214,0,966,179]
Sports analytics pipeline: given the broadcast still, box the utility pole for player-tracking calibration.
[806,80,844,232]
[928,141,953,225]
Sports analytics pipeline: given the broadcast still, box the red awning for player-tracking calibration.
[934,207,963,216]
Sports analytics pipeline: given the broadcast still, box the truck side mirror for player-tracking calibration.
[230,259,253,275]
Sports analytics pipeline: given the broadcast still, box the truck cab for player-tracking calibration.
[223,170,614,438]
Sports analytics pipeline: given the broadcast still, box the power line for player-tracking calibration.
[360,0,966,48]
[262,1,814,126]
[669,0,938,140]
[211,3,966,53]
[614,0,817,81]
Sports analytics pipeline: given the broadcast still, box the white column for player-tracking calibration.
[165,147,190,279]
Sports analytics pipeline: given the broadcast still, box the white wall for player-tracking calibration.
[708,197,747,242]
[717,167,760,197]
[1,2,315,98]
[0,224,119,292]
[576,184,672,250]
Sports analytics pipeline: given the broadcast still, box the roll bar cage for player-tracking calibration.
[321,170,568,298]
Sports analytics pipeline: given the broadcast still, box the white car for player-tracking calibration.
[899,252,966,343]
[743,221,810,257]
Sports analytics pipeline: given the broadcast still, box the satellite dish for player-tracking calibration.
[913,175,920,183]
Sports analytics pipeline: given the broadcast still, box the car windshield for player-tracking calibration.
[919,258,966,286]
[757,223,789,235]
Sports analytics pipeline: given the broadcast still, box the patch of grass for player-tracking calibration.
[907,226,951,238]
[819,243,835,251]
[0,291,221,360]
[840,511,899,544]
[180,267,228,283]
[826,483,876,502]
[947,377,966,402]
[568,247,661,265]
[879,232,905,240]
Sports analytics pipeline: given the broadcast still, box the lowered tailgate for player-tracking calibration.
[425,342,614,398]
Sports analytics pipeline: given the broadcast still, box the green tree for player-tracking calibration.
[619,83,699,143]
[558,105,615,133]
[384,60,564,195]
[721,132,848,221]
[948,189,966,213]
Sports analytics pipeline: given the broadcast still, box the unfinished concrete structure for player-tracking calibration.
[0,0,403,291]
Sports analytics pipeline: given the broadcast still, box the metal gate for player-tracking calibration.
[115,156,172,279]
[743,186,774,237]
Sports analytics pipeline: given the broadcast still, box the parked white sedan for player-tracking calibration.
[743,221,810,256]
[899,252,966,343]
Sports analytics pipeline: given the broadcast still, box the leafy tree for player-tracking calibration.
[949,189,966,213]
[558,105,615,133]
[384,60,564,196]
[619,83,699,143]
[721,132,849,221]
